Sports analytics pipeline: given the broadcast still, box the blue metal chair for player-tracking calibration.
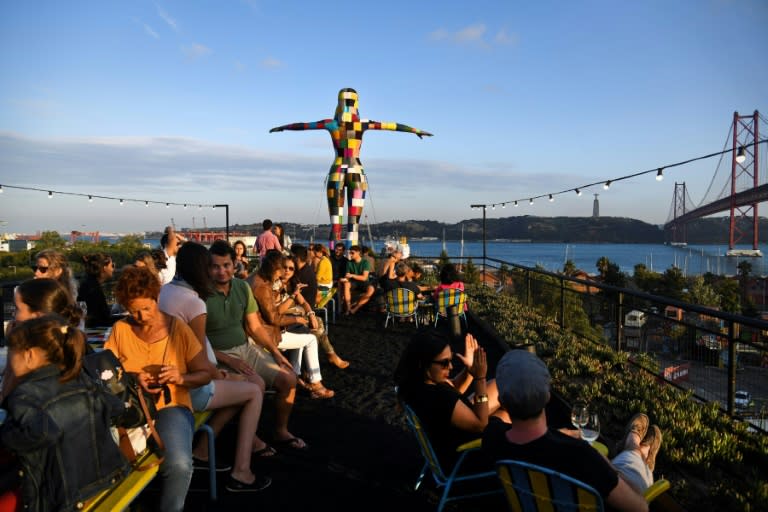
[496,459,671,512]
[433,288,468,328]
[384,288,420,328]
[402,404,499,511]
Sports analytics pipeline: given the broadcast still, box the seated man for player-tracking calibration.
[205,240,306,450]
[383,262,424,300]
[482,350,662,512]
[340,245,375,315]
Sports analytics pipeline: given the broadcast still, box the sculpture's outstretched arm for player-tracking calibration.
[269,119,335,133]
[362,120,433,138]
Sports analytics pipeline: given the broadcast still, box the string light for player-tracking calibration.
[0,184,221,210]
[514,201,518,207]
[492,204,496,210]
[735,146,746,163]
[467,138,768,212]
[548,194,554,202]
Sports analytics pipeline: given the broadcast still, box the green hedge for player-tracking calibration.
[468,284,768,511]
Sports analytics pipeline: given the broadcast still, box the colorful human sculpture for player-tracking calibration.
[270,88,432,247]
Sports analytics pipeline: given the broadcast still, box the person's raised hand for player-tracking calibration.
[469,347,487,380]
[455,333,478,368]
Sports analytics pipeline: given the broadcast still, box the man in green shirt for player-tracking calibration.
[340,245,375,315]
[205,240,307,450]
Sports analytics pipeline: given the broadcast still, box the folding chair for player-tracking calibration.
[402,404,500,511]
[384,288,420,328]
[434,288,468,328]
[496,459,670,512]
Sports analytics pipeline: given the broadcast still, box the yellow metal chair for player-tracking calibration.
[402,404,500,511]
[384,288,420,328]
[496,459,670,512]
[433,288,467,328]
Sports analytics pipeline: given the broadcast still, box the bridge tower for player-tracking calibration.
[728,110,761,256]
[671,182,687,244]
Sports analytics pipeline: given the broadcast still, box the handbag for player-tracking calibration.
[83,350,165,470]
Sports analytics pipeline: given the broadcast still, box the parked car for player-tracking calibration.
[734,390,754,410]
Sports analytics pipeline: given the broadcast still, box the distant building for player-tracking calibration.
[592,194,600,218]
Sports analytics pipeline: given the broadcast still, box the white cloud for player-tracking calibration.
[429,23,517,48]
[260,57,283,69]
[143,23,160,39]
[183,43,212,60]
[157,6,179,32]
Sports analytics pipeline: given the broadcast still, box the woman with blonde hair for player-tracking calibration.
[32,249,77,298]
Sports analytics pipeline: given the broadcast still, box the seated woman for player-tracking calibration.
[233,240,250,279]
[434,263,467,311]
[77,253,116,327]
[394,331,505,469]
[0,315,128,512]
[158,241,273,492]
[311,244,333,291]
[33,248,78,298]
[105,266,211,512]
[377,245,402,289]
[247,250,334,399]
[280,255,349,369]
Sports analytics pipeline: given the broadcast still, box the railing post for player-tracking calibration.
[560,277,566,329]
[525,269,532,307]
[727,319,736,417]
[615,291,624,351]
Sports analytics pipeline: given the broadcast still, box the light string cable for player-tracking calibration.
[470,138,768,209]
[0,184,220,210]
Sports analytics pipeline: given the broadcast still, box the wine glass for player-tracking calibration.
[580,413,601,444]
[570,401,589,429]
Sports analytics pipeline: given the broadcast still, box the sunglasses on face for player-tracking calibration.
[431,358,453,369]
[284,266,295,271]
[32,265,50,273]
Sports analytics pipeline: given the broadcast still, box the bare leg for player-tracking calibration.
[349,285,374,314]
[271,368,305,448]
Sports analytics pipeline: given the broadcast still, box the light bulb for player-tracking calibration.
[88,195,93,202]
[166,203,170,208]
[501,203,506,208]
[145,201,149,207]
[48,191,53,198]
[548,194,554,202]
[575,188,581,196]
[514,201,518,207]
[735,146,746,164]
[119,199,124,206]
[603,181,611,190]
[0,185,4,194]
[529,198,534,205]
[656,168,664,181]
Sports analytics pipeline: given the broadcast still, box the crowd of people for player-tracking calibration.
[0,223,663,512]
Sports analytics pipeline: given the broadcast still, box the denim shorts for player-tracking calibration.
[190,381,216,412]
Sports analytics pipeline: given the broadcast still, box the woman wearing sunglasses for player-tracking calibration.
[394,331,503,469]
[32,249,77,299]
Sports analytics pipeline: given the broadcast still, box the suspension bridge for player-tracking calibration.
[665,111,768,256]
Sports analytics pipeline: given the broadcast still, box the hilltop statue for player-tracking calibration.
[269,88,432,247]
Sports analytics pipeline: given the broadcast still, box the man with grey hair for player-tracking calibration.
[482,350,662,512]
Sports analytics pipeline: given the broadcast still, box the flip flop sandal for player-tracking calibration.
[252,444,277,457]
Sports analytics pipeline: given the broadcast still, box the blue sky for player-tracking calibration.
[1,0,766,234]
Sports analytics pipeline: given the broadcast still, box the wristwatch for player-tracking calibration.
[474,394,489,405]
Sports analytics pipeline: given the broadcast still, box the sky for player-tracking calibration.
[1,0,767,235]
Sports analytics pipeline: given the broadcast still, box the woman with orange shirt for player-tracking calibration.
[104,266,210,512]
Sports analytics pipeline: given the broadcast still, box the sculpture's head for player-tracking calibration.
[335,88,359,121]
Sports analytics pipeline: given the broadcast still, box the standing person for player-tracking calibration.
[273,224,292,255]
[269,88,432,247]
[232,240,250,279]
[204,240,307,450]
[77,253,115,327]
[482,350,662,511]
[248,250,334,399]
[32,249,77,299]
[105,266,211,512]
[340,245,375,315]
[253,219,282,260]
[133,250,162,281]
[1,315,128,512]
[394,331,503,469]
[158,225,183,285]
[158,242,272,492]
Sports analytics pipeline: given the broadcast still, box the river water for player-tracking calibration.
[132,238,766,277]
